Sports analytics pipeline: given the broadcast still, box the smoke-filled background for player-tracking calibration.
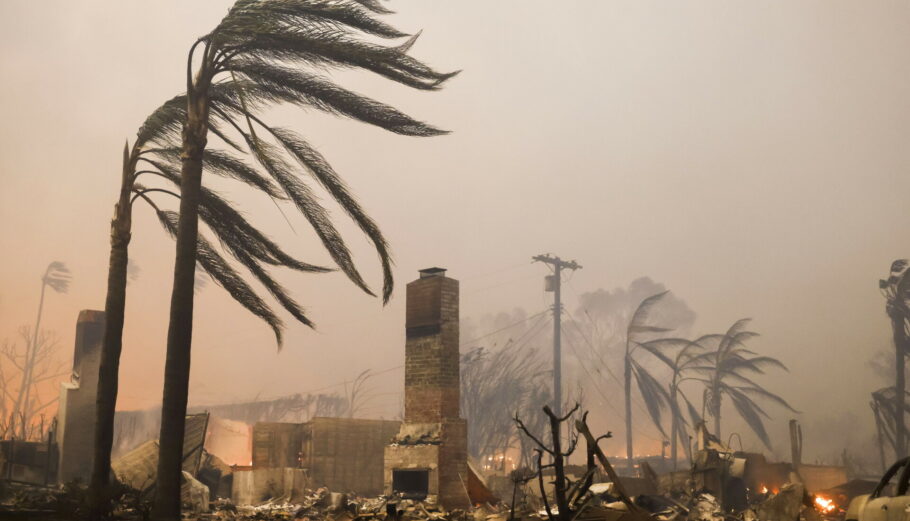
[1,1,908,467]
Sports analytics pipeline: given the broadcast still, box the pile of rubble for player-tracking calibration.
[207,487,478,521]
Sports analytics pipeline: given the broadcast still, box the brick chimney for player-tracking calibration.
[385,268,469,509]
[404,267,460,422]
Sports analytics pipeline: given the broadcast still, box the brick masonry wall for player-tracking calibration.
[437,419,470,509]
[308,418,400,496]
[251,422,302,468]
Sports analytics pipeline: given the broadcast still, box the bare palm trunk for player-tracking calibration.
[624,352,633,472]
[670,382,678,471]
[712,391,722,440]
[893,314,907,458]
[89,144,133,519]
[11,275,48,438]
[151,65,211,521]
[19,282,47,438]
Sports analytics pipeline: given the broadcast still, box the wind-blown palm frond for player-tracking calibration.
[735,385,796,413]
[626,291,670,337]
[631,360,671,437]
[150,147,284,199]
[680,390,703,427]
[43,262,71,293]
[139,154,331,275]
[635,337,690,368]
[153,208,286,344]
[350,0,394,15]
[135,94,187,148]
[216,0,408,39]
[697,318,793,447]
[138,182,317,333]
[717,319,754,352]
[131,143,334,343]
[728,387,772,447]
[266,126,393,301]
[727,355,788,372]
[227,60,447,136]
[213,26,457,90]
[245,134,376,297]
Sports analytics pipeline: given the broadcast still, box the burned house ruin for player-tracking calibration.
[384,268,469,509]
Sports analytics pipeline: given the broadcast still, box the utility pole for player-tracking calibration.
[532,254,581,419]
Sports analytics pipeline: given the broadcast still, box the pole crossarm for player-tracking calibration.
[532,254,582,271]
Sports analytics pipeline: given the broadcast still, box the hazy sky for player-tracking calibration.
[2,1,909,464]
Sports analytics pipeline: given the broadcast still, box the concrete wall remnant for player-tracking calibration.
[232,467,310,505]
[57,309,104,484]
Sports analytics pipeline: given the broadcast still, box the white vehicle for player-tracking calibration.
[846,458,910,521]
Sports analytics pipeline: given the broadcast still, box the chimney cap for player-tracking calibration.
[419,267,447,278]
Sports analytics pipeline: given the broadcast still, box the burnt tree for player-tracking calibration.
[515,405,619,521]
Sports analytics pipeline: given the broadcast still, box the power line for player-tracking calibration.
[562,330,624,419]
[496,311,551,353]
[461,262,535,281]
[460,308,549,347]
[241,310,550,403]
[563,320,663,443]
[562,284,668,443]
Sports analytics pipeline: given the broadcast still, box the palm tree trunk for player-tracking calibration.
[893,314,907,458]
[12,275,47,438]
[151,70,211,521]
[713,392,722,441]
[20,280,47,438]
[624,353,633,472]
[670,383,678,471]
[88,144,133,519]
[873,401,887,473]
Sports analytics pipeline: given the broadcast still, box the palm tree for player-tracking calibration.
[9,261,69,438]
[880,259,910,458]
[668,340,704,470]
[692,319,795,447]
[662,336,716,469]
[89,127,332,515]
[150,2,455,518]
[621,291,689,471]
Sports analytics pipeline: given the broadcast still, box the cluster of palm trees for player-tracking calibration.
[85,2,455,520]
[621,292,795,470]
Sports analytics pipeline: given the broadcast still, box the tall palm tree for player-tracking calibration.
[9,261,70,438]
[880,259,910,458]
[692,319,795,447]
[151,2,455,518]
[622,291,689,471]
[89,124,331,516]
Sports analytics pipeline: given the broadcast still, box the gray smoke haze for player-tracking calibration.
[1,1,908,468]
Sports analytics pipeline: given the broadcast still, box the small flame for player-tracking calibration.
[761,485,769,494]
[814,496,836,514]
